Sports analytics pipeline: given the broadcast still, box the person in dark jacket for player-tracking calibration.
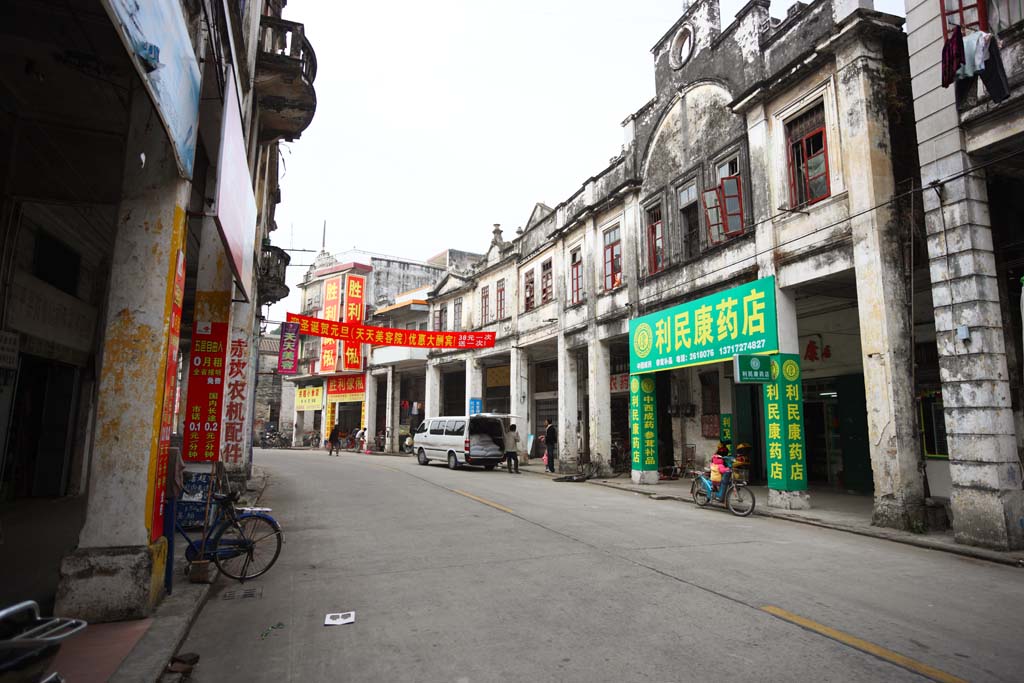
[544,419,557,473]
[328,424,343,456]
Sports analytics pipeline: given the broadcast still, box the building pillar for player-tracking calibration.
[292,398,304,447]
[223,294,257,479]
[425,363,441,419]
[835,34,926,530]
[557,338,579,474]
[510,348,529,458]
[56,89,191,621]
[465,356,483,415]
[365,370,380,444]
[385,366,397,452]
[588,340,614,477]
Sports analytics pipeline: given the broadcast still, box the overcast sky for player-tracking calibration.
[269,0,904,321]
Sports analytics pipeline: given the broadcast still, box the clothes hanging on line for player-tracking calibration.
[945,27,1011,106]
[941,24,965,88]
[979,36,1010,103]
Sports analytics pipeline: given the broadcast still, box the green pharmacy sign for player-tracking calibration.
[734,354,772,383]
[629,277,779,375]
[763,354,808,491]
[629,375,659,472]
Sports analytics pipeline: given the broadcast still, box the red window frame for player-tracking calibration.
[524,269,535,311]
[496,279,506,319]
[570,251,582,305]
[719,176,744,236]
[939,0,989,40]
[603,227,622,291]
[788,127,830,207]
[541,259,553,304]
[646,206,664,274]
[480,285,489,323]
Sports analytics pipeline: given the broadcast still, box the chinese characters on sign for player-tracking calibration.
[763,354,807,491]
[277,322,299,374]
[342,274,365,371]
[152,249,185,541]
[733,354,772,383]
[326,373,365,403]
[285,313,497,349]
[630,277,778,374]
[610,373,630,393]
[629,376,659,472]
[183,321,229,462]
[221,336,249,464]
[719,413,733,457]
[802,336,832,363]
[295,386,323,411]
[320,277,341,373]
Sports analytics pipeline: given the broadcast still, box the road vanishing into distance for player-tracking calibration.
[176,450,1024,682]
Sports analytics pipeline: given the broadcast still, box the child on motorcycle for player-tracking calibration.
[710,442,732,501]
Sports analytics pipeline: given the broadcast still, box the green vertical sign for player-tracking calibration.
[763,354,807,491]
[629,375,658,471]
[719,413,734,457]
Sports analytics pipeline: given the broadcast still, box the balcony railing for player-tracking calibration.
[257,244,290,307]
[256,15,317,140]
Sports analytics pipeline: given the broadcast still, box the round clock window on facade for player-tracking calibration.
[670,25,694,69]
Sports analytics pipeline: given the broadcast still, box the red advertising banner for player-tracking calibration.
[183,321,229,462]
[152,249,185,542]
[342,274,365,371]
[286,312,497,349]
[327,373,366,396]
[320,277,341,373]
[277,321,299,374]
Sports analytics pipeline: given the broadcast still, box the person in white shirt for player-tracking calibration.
[503,423,520,474]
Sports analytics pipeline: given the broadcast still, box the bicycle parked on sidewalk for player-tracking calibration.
[176,489,283,582]
[689,455,756,517]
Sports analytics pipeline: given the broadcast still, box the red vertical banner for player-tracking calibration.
[183,321,229,462]
[152,250,185,542]
[342,273,365,371]
[320,276,341,373]
[277,321,299,374]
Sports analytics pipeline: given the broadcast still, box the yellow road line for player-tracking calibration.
[761,605,967,683]
[452,489,514,514]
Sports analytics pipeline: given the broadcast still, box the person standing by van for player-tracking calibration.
[504,423,520,474]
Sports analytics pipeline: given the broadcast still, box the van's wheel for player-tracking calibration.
[448,453,458,470]
[417,448,428,465]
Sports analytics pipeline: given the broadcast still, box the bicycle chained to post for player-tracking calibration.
[689,441,756,517]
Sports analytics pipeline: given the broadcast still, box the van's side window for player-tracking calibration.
[414,421,428,434]
[429,420,445,435]
[446,420,465,436]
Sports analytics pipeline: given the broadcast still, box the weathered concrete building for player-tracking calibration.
[0,0,318,617]
[425,0,967,537]
[904,0,1024,549]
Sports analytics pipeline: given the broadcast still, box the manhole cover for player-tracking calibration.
[221,587,263,601]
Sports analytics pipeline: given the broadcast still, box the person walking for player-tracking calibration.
[328,424,343,456]
[355,426,368,452]
[504,423,520,474]
[544,419,557,473]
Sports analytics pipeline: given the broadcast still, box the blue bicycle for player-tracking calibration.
[176,490,283,582]
[689,458,756,517]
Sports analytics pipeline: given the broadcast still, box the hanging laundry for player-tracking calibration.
[975,32,992,73]
[979,37,1011,103]
[941,24,965,88]
[956,31,982,79]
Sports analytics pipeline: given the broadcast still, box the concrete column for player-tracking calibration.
[621,191,641,308]
[588,340,614,476]
[557,338,579,474]
[56,88,192,621]
[385,366,396,452]
[292,399,304,447]
[425,363,441,419]
[510,347,529,457]
[465,356,483,415]
[365,370,379,443]
[223,293,257,478]
[835,35,926,530]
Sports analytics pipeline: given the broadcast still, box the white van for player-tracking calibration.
[412,414,508,470]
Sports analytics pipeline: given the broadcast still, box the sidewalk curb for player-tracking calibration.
[580,478,1024,569]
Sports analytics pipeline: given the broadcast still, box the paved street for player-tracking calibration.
[176,450,1024,682]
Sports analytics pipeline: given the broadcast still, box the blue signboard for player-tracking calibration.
[103,0,202,179]
[469,398,482,415]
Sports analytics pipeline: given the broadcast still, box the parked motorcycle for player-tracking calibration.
[259,429,290,448]
[0,600,87,683]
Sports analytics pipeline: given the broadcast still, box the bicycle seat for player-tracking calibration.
[212,490,240,503]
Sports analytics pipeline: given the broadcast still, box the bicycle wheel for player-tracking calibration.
[726,485,756,517]
[212,515,282,581]
[691,478,711,507]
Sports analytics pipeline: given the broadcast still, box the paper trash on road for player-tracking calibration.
[324,612,355,626]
